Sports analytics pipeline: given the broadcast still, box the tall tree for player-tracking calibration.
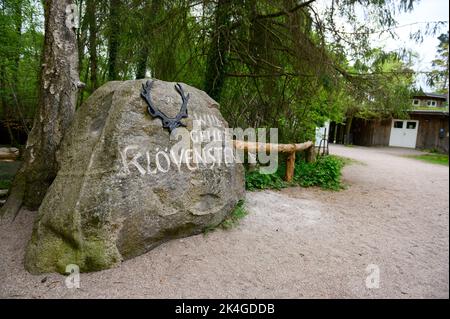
[428,32,449,94]
[1,0,81,218]
[86,0,98,90]
[0,0,24,145]
[11,0,22,88]
[107,0,120,81]
[135,0,161,80]
[204,0,231,101]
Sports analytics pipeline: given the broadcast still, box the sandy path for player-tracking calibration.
[0,145,448,298]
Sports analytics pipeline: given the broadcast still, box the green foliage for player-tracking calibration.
[245,154,347,191]
[0,179,11,190]
[346,50,416,121]
[71,0,424,145]
[245,169,286,191]
[0,161,21,189]
[1,0,436,150]
[0,0,43,122]
[427,32,449,94]
[293,155,345,190]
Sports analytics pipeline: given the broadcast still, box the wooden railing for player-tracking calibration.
[233,140,315,182]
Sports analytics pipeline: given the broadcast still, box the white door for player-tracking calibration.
[315,121,330,146]
[389,119,419,148]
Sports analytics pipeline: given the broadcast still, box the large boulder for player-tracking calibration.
[25,79,245,274]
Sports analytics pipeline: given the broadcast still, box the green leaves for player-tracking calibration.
[427,32,449,94]
[245,169,286,191]
[245,154,346,191]
[294,155,345,191]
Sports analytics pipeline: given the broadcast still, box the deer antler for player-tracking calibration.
[141,80,190,133]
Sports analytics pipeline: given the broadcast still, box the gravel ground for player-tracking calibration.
[0,144,448,298]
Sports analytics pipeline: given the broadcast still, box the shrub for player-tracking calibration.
[245,154,346,191]
[245,170,286,190]
[294,155,345,190]
[0,179,12,190]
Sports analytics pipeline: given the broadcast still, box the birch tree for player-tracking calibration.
[1,0,81,218]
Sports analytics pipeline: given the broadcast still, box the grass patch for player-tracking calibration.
[336,155,365,166]
[245,154,349,191]
[421,148,443,154]
[220,200,248,230]
[407,153,449,166]
[204,200,248,234]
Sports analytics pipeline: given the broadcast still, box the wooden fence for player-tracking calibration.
[233,140,314,182]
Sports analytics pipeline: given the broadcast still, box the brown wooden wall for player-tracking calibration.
[351,118,391,146]
[410,113,449,153]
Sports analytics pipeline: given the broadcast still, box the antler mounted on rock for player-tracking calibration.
[140,80,190,133]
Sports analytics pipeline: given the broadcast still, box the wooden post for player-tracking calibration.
[232,140,314,182]
[305,145,316,163]
[285,151,296,182]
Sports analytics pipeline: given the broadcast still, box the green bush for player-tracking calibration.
[294,155,345,190]
[245,170,286,190]
[245,154,346,191]
[0,180,12,189]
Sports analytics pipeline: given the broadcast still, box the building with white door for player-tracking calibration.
[329,92,449,153]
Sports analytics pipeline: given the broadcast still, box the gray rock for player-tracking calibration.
[25,79,245,274]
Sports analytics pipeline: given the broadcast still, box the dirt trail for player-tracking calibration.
[1,145,448,298]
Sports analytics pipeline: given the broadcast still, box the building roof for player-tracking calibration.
[413,92,448,100]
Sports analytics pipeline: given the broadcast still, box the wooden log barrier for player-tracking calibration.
[233,140,314,182]
[285,151,296,182]
[0,147,19,162]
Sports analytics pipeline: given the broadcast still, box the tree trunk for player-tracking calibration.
[1,0,80,219]
[12,0,23,89]
[76,0,85,103]
[107,0,120,81]
[204,0,231,101]
[345,115,353,145]
[0,63,16,145]
[135,0,161,80]
[0,1,23,146]
[86,0,98,90]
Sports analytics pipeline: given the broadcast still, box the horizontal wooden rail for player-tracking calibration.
[233,140,313,153]
[233,140,314,182]
[0,147,19,162]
